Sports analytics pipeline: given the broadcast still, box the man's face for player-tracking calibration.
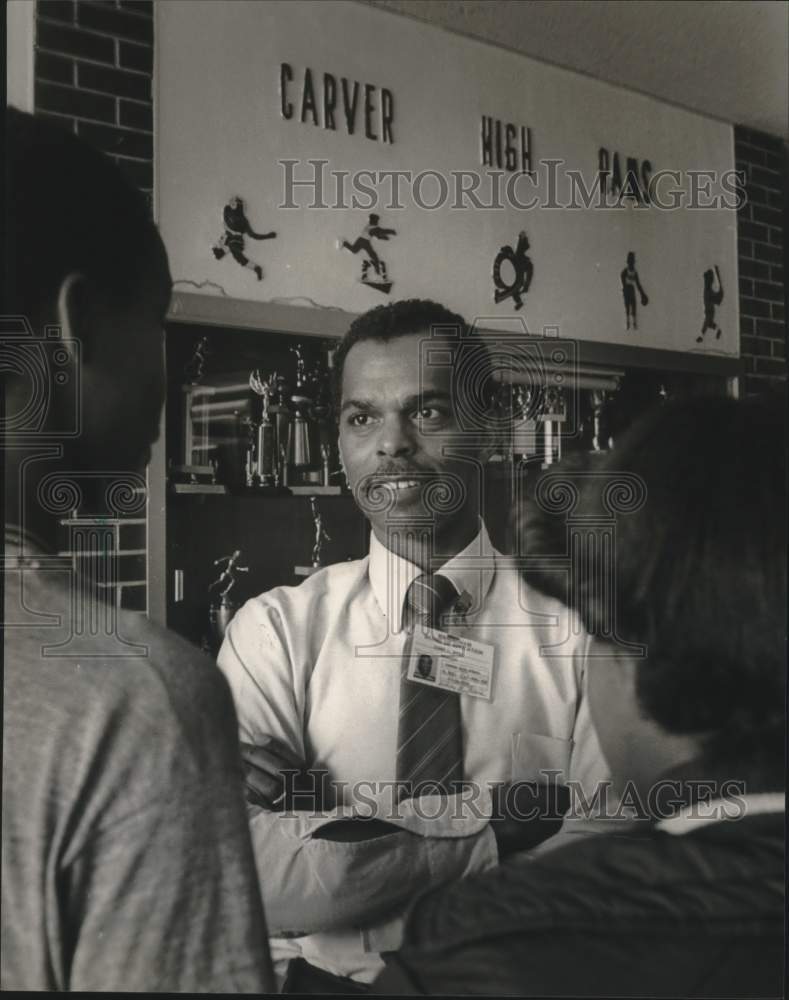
[338,331,485,547]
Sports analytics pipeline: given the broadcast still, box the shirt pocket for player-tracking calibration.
[510,730,574,784]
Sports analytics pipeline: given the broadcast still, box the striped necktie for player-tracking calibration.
[396,573,463,800]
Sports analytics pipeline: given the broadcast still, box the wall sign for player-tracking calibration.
[492,231,534,310]
[339,212,396,293]
[698,265,724,343]
[481,118,533,175]
[279,63,395,143]
[212,197,277,281]
[620,252,649,330]
[599,148,653,204]
[157,0,739,358]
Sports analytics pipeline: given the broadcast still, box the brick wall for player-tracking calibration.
[34,0,154,611]
[735,126,787,395]
[34,0,153,196]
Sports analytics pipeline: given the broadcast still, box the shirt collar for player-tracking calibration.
[4,524,50,569]
[368,521,497,631]
[654,792,784,836]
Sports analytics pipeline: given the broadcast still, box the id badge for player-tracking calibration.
[406,628,495,700]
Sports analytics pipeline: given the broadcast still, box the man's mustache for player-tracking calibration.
[369,466,435,480]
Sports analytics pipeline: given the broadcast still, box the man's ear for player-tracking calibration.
[55,271,96,366]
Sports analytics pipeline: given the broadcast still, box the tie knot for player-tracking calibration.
[404,573,458,629]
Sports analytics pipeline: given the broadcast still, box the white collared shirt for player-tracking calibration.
[219,523,608,982]
[655,793,785,835]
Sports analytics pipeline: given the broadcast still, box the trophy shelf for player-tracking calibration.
[166,489,368,649]
[151,316,736,638]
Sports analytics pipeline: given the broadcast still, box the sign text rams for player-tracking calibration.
[598,148,653,204]
[280,63,394,144]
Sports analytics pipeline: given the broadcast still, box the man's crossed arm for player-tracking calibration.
[237,735,494,935]
[239,735,569,936]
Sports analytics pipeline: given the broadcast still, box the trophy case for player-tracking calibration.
[164,321,370,651]
[160,311,735,652]
[162,319,523,650]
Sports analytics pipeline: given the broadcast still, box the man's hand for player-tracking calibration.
[489,781,571,858]
[239,737,306,810]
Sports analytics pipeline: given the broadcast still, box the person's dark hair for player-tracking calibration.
[572,395,786,768]
[332,298,496,420]
[515,449,593,606]
[4,108,167,323]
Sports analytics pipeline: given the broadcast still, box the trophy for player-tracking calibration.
[320,443,331,488]
[172,336,220,489]
[590,389,612,452]
[310,496,331,566]
[184,335,210,384]
[249,369,277,486]
[208,549,249,646]
[287,345,312,473]
[294,496,331,578]
[269,374,292,481]
[279,442,289,487]
[287,344,344,495]
[511,384,538,463]
[310,350,342,488]
[540,385,567,467]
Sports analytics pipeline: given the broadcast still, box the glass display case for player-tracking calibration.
[152,301,735,648]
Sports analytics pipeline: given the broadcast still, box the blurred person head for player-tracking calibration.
[568,396,786,796]
[3,108,172,475]
[513,449,594,606]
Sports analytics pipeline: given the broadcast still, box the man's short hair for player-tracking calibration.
[4,108,167,323]
[332,298,497,421]
[573,394,786,770]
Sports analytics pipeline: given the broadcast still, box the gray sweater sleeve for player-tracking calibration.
[63,669,275,992]
[2,576,275,994]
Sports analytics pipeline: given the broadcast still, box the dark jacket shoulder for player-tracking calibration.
[376,817,784,997]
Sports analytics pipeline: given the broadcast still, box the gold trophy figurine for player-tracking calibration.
[310,496,331,567]
[249,369,277,486]
[294,496,331,578]
[287,345,312,472]
[208,549,249,646]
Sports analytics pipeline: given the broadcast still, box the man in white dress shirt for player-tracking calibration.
[218,299,608,992]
